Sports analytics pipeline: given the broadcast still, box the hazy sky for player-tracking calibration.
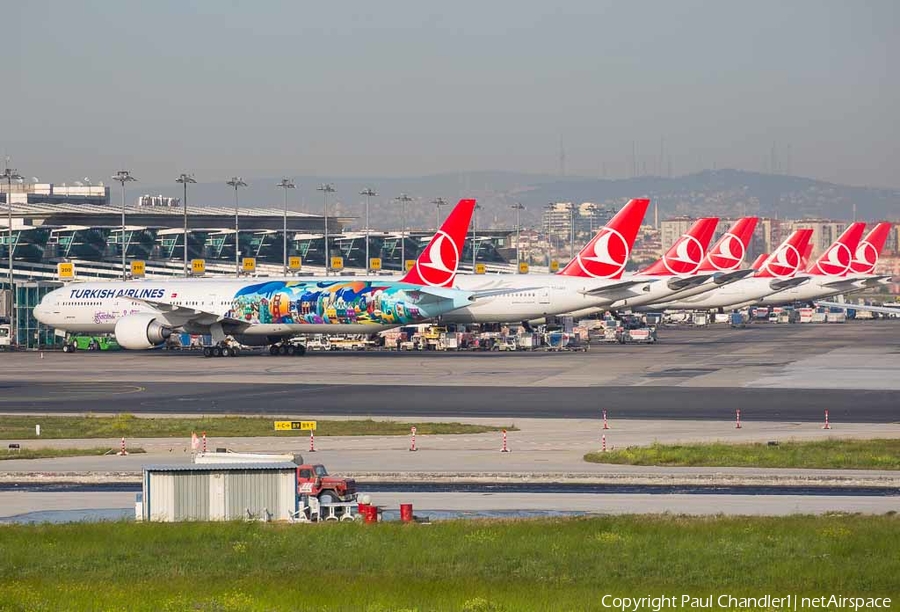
[5,1,898,188]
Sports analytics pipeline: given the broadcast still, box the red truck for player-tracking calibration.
[296,464,357,504]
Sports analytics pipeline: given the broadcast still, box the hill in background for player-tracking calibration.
[140,169,899,231]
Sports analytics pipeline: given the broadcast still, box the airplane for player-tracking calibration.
[755,222,869,306]
[650,228,814,310]
[34,198,509,356]
[611,217,760,312]
[558,216,723,319]
[439,198,661,324]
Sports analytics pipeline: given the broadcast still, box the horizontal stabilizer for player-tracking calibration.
[579,279,649,297]
[666,274,712,291]
[712,269,755,285]
[769,277,809,291]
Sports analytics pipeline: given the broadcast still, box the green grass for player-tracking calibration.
[585,438,900,469]
[0,415,512,440]
[0,447,146,460]
[0,515,897,611]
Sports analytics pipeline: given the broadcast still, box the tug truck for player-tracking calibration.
[296,464,357,505]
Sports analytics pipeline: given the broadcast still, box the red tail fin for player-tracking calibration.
[400,198,476,287]
[851,222,892,274]
[756,229,813,279]
[749,253,768,271]
[698,217,758,272]
[557,198,649,279]
[640,218,719,276]
[807,222,866,277]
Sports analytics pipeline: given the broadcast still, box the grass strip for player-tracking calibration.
[0,515,897,611]
[585,438,900,469]
[0,415,511,440]
[0,447,146,461]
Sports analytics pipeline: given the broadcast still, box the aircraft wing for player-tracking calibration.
[120,297,250,330]
[815,301,900,315]
[579,279,650,297]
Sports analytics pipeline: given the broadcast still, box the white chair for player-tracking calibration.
[289,507,310,523]
[307,497,321,522]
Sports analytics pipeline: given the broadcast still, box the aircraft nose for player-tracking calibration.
[33,304,49,324]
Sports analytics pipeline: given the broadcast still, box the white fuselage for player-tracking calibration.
[755,275,867,305]
[442,273,654,323]
[650,276,800,310]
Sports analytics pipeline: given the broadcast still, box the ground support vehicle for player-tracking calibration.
[616,327,658,344]
[62,334,121,353]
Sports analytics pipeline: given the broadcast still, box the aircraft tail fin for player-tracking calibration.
[557,198,650,279]
[698,217,758,272]
[400,198,476,287]
[639,217,719,276]
[756,229,813,279]
[850,222,893,274]
[807,222,866,276]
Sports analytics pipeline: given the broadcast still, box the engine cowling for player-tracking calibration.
[114,313,172,350]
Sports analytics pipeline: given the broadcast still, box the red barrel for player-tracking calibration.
[364,505,378,524]
[400,503,413,522]
[357,502,369,518]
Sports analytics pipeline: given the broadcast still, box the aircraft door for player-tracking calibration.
[539,287,551,304]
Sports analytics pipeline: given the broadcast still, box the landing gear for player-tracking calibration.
[203,342,242,358]
[269,342,306,356]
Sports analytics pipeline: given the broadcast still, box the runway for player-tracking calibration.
[0,380,896,422]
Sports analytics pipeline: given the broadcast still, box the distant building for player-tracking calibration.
[0,182,109,206]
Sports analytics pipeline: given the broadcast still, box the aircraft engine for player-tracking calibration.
[114,313,172,350]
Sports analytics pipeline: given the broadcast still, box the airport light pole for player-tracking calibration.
[472,203,482,271]
[431,197,447,230]
[176,173,196,276]
[360,188,377,273]
[113,170,137,280]
[395,193,413,270]
[227,177,248,277]
[3,165,23,348]
[317,183,335,275]
[510,202,525,264]
[277,178,295,276]
[568,203,576,260]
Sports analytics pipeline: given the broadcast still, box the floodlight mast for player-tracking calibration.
[360,188,377,273]
[317,183,336,275]
[472,203,483,270]
[277,179,296,276]
[395,193,413,270]
[431,197,447,230]
[3,165,23,347]
[176,173,196,276]
[227,177,248,276]
[510,203,525,266]
[112,170,137,280]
